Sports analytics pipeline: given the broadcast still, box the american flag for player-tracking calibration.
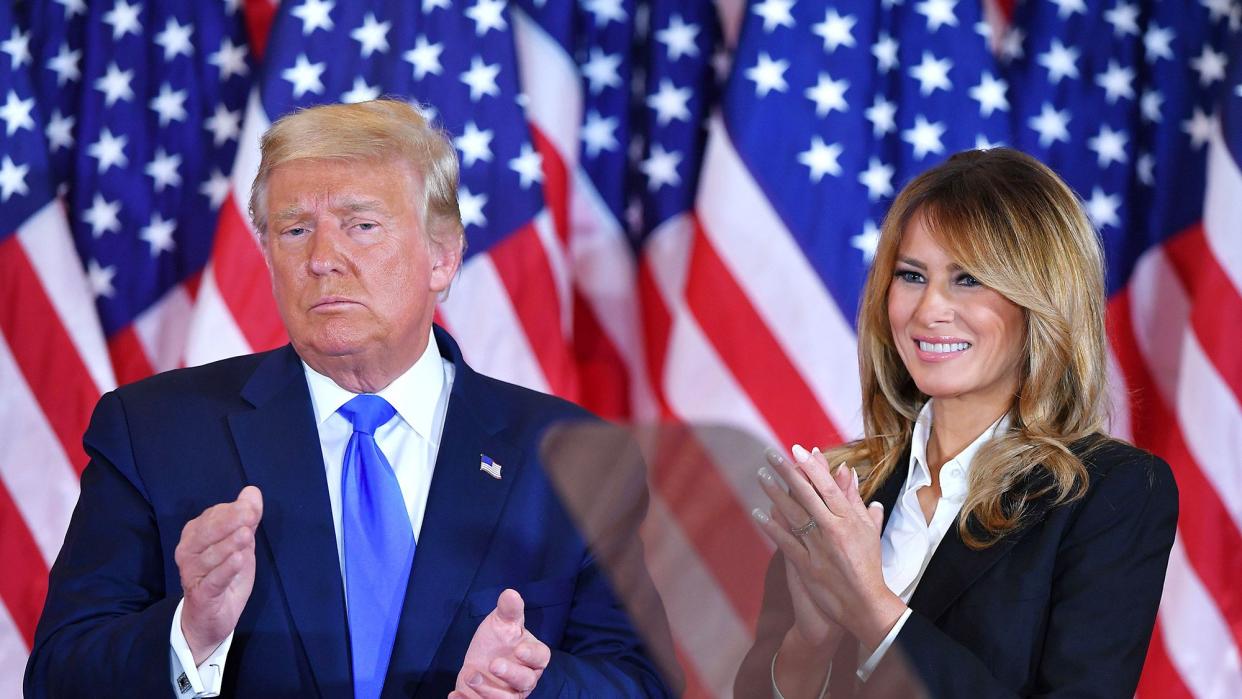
[1,0,1239,697]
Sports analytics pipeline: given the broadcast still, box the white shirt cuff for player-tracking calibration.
[170,599,233,697]
[771,649,832,699]
[856,607,912,682]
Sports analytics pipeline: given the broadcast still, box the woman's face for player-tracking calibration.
[887,216,1026,413]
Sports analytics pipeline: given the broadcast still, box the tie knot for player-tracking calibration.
[338,394,396,435]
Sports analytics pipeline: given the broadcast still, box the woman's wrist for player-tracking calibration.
[775,629,839,699]
[850,591,909,657]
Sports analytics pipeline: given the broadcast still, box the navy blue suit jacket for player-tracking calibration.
[26,327,672,698]
[736,437,1178,698]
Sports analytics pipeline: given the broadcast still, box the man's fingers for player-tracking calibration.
[513,637,551,670]
[495,589,525,626]
[177,523,255,581]
[489,657,540,693]
[194,549,251,598]
[178,487,264,556]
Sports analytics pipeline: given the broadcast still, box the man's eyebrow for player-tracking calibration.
[336,197,389,215]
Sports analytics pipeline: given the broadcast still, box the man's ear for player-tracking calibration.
[428,225,464,293]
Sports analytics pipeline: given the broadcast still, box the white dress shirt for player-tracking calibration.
[774,400,1009,698]
[169,331,453,697]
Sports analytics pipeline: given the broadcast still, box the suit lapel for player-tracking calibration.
[229,346,352,698]
[383,328,522,695]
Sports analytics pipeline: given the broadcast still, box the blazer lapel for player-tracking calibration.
[229,346,352,698]
[383,328,522,695]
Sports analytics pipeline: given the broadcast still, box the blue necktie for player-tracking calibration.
[339,395,414,699]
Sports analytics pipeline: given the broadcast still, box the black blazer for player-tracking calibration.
[736,437,1178,698]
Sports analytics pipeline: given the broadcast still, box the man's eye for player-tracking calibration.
[355,222,377,232]
[283,227,307,237]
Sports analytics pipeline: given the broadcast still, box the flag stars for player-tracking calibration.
[798,136,844,182]
[805,73,849,117]
[149,83,188,126]
[1028,103,1071,147]
[292,0,334,35]
[752,0,795,32]
[0,156,29,201]
[642,144,683,190]
[1038,39,1079,84]
[94,63,135,106]
[999,27,1024,62]
[1050,0,1086,19]
[0,91,34,135]
[1104,2,1139,36]
[88,128,128,172]
[46,110,75,150]
[656,15,700,61]
[812,9,856,53]
[582,49,622,94]
[140,213,177,256]
[144,149,182,191]
[647,79,692,125]
[872,32,899,73]
[584,0,627,27]
[745,52,789,97]
[1,27,31,69]
[851,221,881,264]
[1143,24,1174,63]
[1095,60,1135,103]
[404,36,444,80]
[909,52,952,96]
[1085,187,1121,229]
[509,143,544,189]
[865,95,897,136]
[1140,90,1164,122]
[859,158,895,200]
[87,260,118,299]
[915,0,959,32]
[48,44,82,86]
[903,115,946,159]
[1191,46,1227,86]
[205,103,241,145]
[969,72,1008,116]
[465,0,507,36]
[55,0,87,20]
[103,0,143,40]
[1202,0,1233,22]
[83,194,122,237]
[581,110,619,157]
[423,0,450,12]
[1087,125,1128,167]
[1136,152,1155,186]
[341,77,380,103]
[454,121,494,166]
[1182,108,1214,149]
[351,13,391,57]
[154,17,194,61]
[282,54,326,98]
[200,169,230,209]
[209,38,249,80]
[458,187,487,228]
[460,57,501,101]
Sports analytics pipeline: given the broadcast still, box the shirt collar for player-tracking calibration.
[302,328,446,441]
[906,399,1011,494]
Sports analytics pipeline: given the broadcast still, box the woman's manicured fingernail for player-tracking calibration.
[853,467,860,489]
[752,507,771,524]
[764,448,785,466]
[791,444,811,463]
[811,446,823,459]
[758,466,776,483]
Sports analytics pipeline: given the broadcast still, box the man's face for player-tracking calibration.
[262,157,458,379]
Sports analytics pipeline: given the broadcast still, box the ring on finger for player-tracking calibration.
[790,518,817,537]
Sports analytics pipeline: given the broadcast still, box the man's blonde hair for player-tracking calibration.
[249,99,463,250]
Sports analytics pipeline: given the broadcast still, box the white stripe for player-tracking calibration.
[1104,347,1132,442]
[16,202,116,394]
[182,266,254,367]
[1159,534,1242,699]
[133,284,194,373]
[230,90,269,225]
[697,116,863,440]
[0,604,27,698]
[530,210,573,337]
[439,253,549,393]
[511,9,580,162]
[1129,248,1242,533]
[643,493,752,699]
[1202,117,1242,299]
[646,215,779,511]
[0,332,80,564]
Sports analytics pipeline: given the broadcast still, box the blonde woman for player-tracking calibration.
[738,148,1178,698]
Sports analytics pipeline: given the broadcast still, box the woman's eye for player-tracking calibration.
[957,273,981,287]
[894,269,924,283]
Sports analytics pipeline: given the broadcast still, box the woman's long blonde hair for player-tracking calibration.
[827,148,1109,549]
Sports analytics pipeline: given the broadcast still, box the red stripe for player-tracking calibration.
[211,196,288,352]
[487,224,578,400]
[0,478,50,647]
[107,326,155,387]
[571,289,631,420]
[1162,223,1242,407]
[638,257,675,418]
[686,215,843,448]
[647,429,770,632]
[242,0,276,60]
[0,235,97,474]
[529,125,571,248]
[994,0,1016,20]
[1136,617,1194,699]
[1109,291,1242,652]
[672,642,714,699]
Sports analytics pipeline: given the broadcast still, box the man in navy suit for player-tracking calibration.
[25,99,673,698]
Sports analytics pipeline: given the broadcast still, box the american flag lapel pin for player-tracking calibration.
[479,454,502,480]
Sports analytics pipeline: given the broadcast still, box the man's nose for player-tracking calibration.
[307,224,347,276]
